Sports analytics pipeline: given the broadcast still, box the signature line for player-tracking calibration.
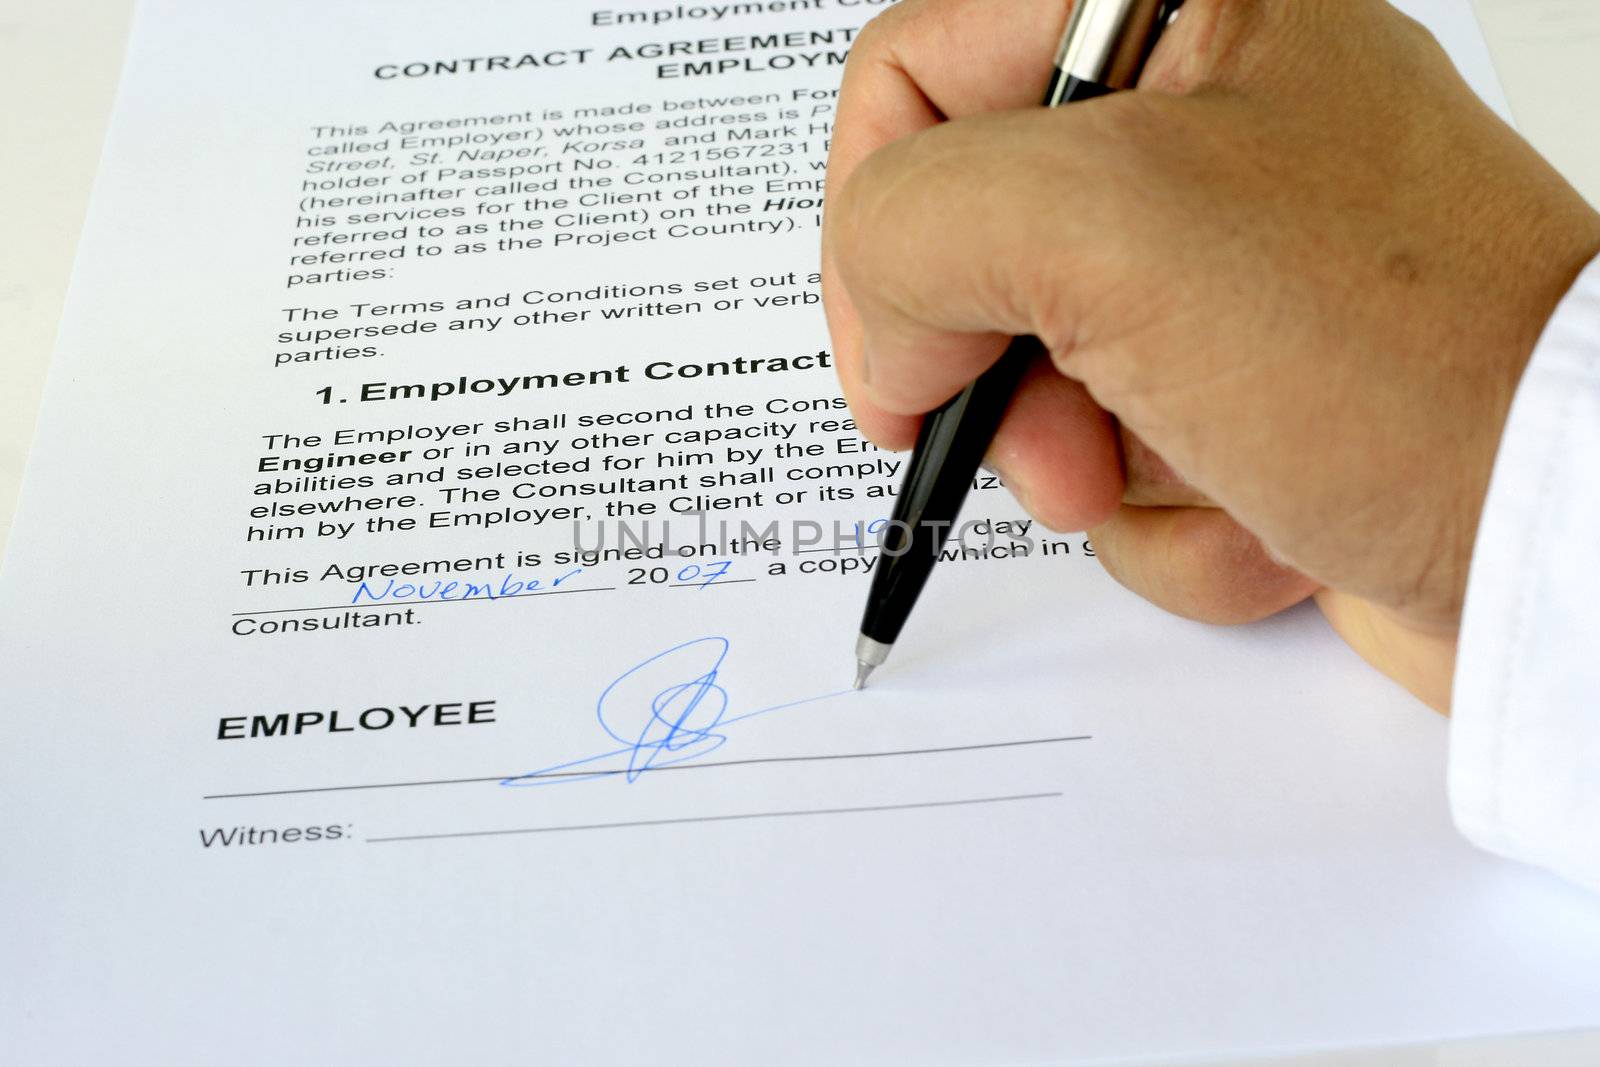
[365,791,1063,844]
[201,735,1092,800]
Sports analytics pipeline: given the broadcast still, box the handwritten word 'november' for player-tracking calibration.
[349,568,583,605]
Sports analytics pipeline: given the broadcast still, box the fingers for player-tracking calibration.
[828,103,1141,417]
[1089,505,1319,625]
[822,0,1315,434]
[823,0,1080,448]
[860,354,1125,534]
[987,358,1124,532]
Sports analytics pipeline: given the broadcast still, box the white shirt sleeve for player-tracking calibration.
[1452,252,1600,891]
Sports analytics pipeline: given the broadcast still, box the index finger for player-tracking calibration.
[822,0,1077,442]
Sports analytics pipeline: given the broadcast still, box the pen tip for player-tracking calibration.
[853,662,874,691]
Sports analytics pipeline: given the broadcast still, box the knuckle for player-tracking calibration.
[845,8,889,59]
[845,0,921,62]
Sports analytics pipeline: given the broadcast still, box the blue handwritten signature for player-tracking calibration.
[500,637,852,787]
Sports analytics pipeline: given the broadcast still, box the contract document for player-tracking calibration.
[2,1,1597,1064]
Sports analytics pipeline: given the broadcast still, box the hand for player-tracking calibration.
[821,0,1600,710]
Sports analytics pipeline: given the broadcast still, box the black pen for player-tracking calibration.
[853,0,1185,689]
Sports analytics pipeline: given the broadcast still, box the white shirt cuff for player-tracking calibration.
[1451,252,1600,891]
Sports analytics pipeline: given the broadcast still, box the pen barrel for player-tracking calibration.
[1055,0,1181,90]
[1043,69,1114,108]
[853,0,1184,659]
[859,337,1041,646]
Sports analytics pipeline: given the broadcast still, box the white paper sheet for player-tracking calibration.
[1,2,1592,1064]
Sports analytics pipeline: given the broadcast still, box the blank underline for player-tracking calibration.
[231,586,617,617]
[201,735,1092,799]
[366,791,1063,843]
[791,545,870,555]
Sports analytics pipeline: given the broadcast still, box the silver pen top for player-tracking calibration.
[1054,0,1181,90]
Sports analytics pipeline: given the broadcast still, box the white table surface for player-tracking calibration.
[2,2,1598,1064]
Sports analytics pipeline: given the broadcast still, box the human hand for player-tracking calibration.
[821,0,1600,709]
